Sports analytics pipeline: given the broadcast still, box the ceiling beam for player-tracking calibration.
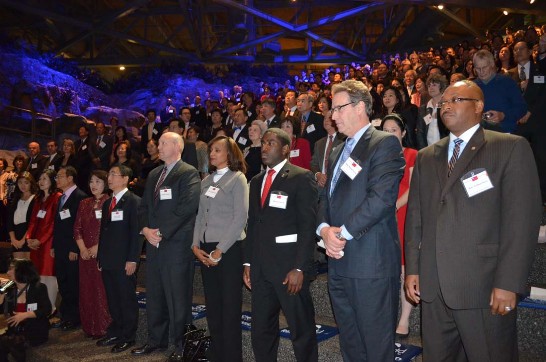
[429,6,483,39]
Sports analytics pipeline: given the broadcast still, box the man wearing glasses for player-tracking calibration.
[405,80,541,361]
[317,80,405,361]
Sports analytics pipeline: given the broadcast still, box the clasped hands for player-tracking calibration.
[79,244,99,260]
[320,226,346,259]
[143,227,162,248]
[192,246,222,268]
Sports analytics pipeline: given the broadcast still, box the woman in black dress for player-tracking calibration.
[243,120,267,181]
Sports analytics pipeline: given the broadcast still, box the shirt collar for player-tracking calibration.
[266,159,288,174]
[449,123,480,144]
[113,187,129,201]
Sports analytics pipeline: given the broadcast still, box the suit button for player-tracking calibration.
[440,200,445,205]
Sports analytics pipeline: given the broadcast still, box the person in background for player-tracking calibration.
[25,142,47,182]
[73,170,111,339]
[186,126,209,179]
[7,172,37,260]
[281,116,312,170]
[94,121,113,170]
[192,136,249,362]
[0,158,16,242]
[243,120,267,181]
[111,141,140,187]
[26,169,61,315]
[60,139,77,168]
[0,259,52,362]
[381,114,417,339]
[44,140,63,172]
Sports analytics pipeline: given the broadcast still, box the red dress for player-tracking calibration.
[27,192,61,276]
[396,147,417,266]
[73,195,112,337]
[289,137,312,170]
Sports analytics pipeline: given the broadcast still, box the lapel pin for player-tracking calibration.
[471,147,476,150]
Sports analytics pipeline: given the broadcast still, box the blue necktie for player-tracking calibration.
[331,138,354,194]
[59,194,67,209]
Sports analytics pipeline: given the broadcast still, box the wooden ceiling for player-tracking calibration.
[0,0,544,67]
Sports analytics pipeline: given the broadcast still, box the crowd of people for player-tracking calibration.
[0,23,544,362]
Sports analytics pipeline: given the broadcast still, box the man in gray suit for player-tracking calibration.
[405,80,542,361]
[317,80,405,361]
[134,132,200,361]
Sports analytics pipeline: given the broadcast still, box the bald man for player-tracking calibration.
[405,80,542,361]
[25,141,47,181]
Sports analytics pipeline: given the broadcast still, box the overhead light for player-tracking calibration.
[503,10,509,15]
[438,5,444,10]
[530,0,535,4]
[119,66,126,71]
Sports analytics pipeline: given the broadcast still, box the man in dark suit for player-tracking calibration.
[93,121,113,170]
[405,80,542,361]
[318,80,404,361]
[281,90,301,121]
[310,112,345,193]
[141,110,163,158]
[508,40,546,204]
[44,140,63,172]
[96,164,142,353]
[52,166,88,331]
[160,99,177,125]
[261,99,281,129]
[244,128,318,362]
[296,92,326,154]
[191,96,207,129]
[134,132,200,361]
[25,141,47,181]
[74,125,98,193]
[232,107,251,151]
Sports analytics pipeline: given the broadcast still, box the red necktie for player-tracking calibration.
[109,196,117,214]
[323,135,334,172]
[260,169,276,208]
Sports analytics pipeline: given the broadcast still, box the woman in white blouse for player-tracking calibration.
[7,172,37,259]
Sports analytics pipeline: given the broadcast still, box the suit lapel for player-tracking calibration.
[433,138,450,189]
[262,163,290,209]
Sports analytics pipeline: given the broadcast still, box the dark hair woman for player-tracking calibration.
[280,116,312,170]
[7,172,38,260]
[0,258,52,361]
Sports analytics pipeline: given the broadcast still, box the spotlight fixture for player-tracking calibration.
[119,66,126,71]
[530,0,535,4]
[503,10,509,15]
[438,4,444,10]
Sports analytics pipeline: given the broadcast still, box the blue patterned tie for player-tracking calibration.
[330,138,354,194]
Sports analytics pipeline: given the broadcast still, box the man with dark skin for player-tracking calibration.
[244,128,318,362]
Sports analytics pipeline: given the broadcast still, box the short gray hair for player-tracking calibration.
[251,120,268,136]
[332,80,373,118]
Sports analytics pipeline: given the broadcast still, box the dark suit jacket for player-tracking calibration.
[266,115,282,129]
[181,142,199,170]
[98,191,142,270]
[138,159,200,245]
[405,128,542,309]
[53,187,87,256]
[310,133,346,175]
[74,138,97,189]
[140,123,163,157]
[280,108,301,122]
[44,153,63,172]
[25,154,47,181]
[234,125,251,151]
[245,162,318,282]
[191,105,208,129]
[301,111,326,153]
[318,126,405,278]
[95,134,113,170]
[507,62,546,117]
[416,105,449,150]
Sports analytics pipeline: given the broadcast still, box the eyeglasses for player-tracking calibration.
[108,172,123,177]
[330,101,356,115]
[54,175,66,180]
[437,97,480,108]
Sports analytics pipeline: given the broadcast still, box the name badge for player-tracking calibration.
[99,141,106,149]
[196,110,200,115]
[205,186,219,198]
[153,128,158,135]
[306,124,316,133]
[59,209,71,220]
[275,233,297,244]
[461,168,494,197]
[37,210,46,219]
[82,145,87,150]
[290,149,300,158]
[48,165,55,170]
[111,210,123,221]
[238,137,248,145]
[160,187,172,200]
[168,109,174,114]
[95,210,102,219]
[423,114,433,125]
[534,75,545,84]
[27,303,37,312]
[340,157,362,180]
[269,191,288,209]
[31,163,37,169]
[371,119,382,128]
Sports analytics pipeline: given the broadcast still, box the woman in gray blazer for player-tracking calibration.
[191,136,249,362]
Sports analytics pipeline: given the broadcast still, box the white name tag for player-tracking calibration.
[205,186,219,198]
[371,119,382,128]
[269,192,288,209]
[82,145,87,150]
[48,165,55,170]
[275,233,297,244]
[111,210,123,221]
[153,128,158,135]
[340,157,362,180]
[27,303,37,312]
[95,210,102,219]
[290,149,300,158]
[59,209,71,220]
[238,137,248,145]
[306,124,316,133]
[31,163,37,169]
[461,169,494,197]
[196,110,200,115]
[159,188,172,200]
[37,210,46,219]
[99,141,106,149]
[423,114,433,125]
[534,75,545,84]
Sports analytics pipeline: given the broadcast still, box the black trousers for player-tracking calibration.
[55,254,80,323]
[200,241,243,362]
[250,269,318,362]
[0,334,26,362]
[102,269,139,343]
